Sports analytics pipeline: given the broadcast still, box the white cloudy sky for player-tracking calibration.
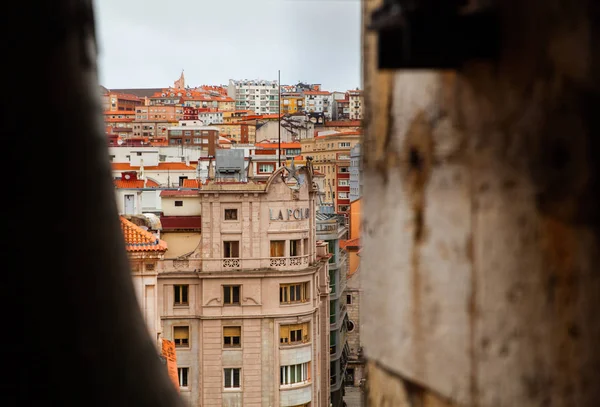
[93,0,362,92]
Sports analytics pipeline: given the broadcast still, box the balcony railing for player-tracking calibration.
[201,255,312,272]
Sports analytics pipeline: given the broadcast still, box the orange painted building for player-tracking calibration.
[281,93,304,114]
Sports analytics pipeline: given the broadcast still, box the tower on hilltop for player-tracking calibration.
[174,70,185,89]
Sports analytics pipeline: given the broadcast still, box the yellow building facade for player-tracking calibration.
[300,133,360,208]
[281,94,304,114]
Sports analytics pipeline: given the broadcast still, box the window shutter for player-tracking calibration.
[224,326,240,336]
[174,326,188,340]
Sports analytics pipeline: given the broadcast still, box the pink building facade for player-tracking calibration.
[129,165,331,407]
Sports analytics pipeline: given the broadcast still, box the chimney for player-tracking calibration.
[139,159,146,187]
[208,157,215,180]
[246,156,254,180]
[185,155,190,166]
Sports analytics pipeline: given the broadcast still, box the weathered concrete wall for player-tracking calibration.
[361,0,600,406]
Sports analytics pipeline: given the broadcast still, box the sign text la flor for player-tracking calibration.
[270,208,311,221]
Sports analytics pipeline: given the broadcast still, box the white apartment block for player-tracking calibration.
[347,90,363,120]
[304,91,332,120]
[228,79,280,115]
[198,111,224,125]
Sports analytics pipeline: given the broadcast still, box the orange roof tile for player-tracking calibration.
[114,179,160,188]
[182,179,201,188]
[340,238,360,249]
[120,216,167,252]
[111,163,196,171]
[304,91,331,95]
[107,92,141,101]
[324,120,362,127]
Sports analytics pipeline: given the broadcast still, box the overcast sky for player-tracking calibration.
[93,0,362,92]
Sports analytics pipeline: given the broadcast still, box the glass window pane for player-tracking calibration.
[233,369,240,387]
[224,369,231,387]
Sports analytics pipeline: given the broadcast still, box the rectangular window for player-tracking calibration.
[223,241,240,258]
[303,238,309,255]
[224,209,238,221]
[279,283,309,304]
[338,179,349,186]
[174,285,189,305]
[280,362,310,386]
[258,164,274,173]
[280,322,310,344]
[223,285,241,305]
[175,200,183,207]
[173,326,189,348]
[347,294,353,305]
[178,367,188,387]
[224,368,241,389]
[270,240,285,257]
[290,239,301,257]
[339,167,349,173]
[339,142,351,148]
[223,326,241,348]
[338,192,349,199]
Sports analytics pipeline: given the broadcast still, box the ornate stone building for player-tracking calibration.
[123,164,332,407]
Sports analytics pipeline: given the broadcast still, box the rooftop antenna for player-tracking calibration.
[278,69,281,168]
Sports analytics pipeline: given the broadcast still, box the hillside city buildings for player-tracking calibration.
[104,72,364,407]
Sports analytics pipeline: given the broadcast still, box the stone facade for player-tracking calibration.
[129,166,331,407]
[345,269,363,387]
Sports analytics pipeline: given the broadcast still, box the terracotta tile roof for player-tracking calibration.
[304,91,331,95]
[114,179,160,188]
[120,216,167,252]
[107,92,141,101]
[324,120,362,127]
[340,238,360,249]
[182,179,201,188]
[111,163,196,171]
